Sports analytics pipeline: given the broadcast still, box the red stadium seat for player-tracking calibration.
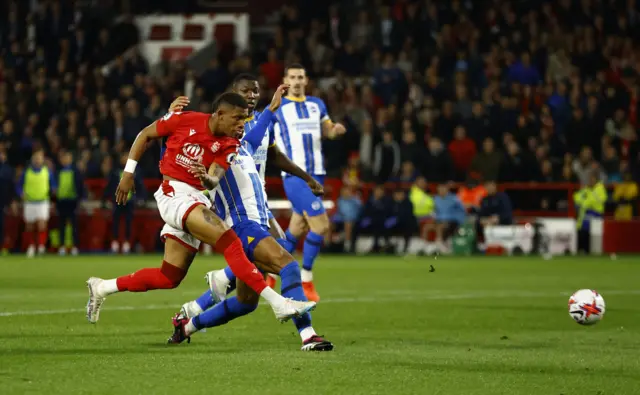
[149,24,172,40]
[161,47,194,61]
[182,24,204,40]
[213,23,235,45]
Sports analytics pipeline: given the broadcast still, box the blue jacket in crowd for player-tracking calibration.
[479,192,513,225]
[434,193,466,224]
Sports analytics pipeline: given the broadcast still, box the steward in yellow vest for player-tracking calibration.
[573,171,607,253]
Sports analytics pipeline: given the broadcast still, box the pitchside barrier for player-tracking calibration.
[1,179,638,253]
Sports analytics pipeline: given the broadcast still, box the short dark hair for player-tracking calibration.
[232,73,258,87]
[285,63,305,74]
[212,92,248,111]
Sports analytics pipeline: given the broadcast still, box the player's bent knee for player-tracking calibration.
[308,215,330,236]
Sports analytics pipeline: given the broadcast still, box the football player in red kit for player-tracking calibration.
[86,90,315,325]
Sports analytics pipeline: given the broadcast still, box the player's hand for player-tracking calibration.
[168,96,190,113]
[116,173,135,205]
[188,161,209,182]
[268,84,289,112]
[307,178,324,196]
[331,123,347,137]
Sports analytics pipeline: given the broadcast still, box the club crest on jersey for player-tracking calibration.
[211,141,221,153]
[176,143,204,168]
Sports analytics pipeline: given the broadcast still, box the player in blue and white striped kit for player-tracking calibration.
[173,76,334,350]
[273,64,346,302]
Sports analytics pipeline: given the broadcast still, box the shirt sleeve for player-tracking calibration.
[242,109,274,151]
[155,111,185,137]
[314,97,331,123]
[212,142,240,171]
[268,122,276,147]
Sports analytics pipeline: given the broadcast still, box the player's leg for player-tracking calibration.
[57,201,69,255]
[111,204,121,253]
[86,235,196,323]
[281,212,307,254]
[122,201,134,254]
[23,202,35,257]
[36,202,49,255]
[185,205,315,320]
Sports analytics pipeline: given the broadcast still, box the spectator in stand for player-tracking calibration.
[387,189,416,255]
[332,186,363,253]
[399,128,424,167]
[422,136,454,183]
[477,180,513,240]
[424,183,466,253]
[0,149,13,254]
[573,170,607,253]
[448,125,477,181]
[372,130,401,182]
[56,150,84,256]
[104,151,145,254]
[613,171,638,221]
[260,48,284,90]
[392,161,418,184]
[508,52,541,86]
[499,140,539,182]
[355,185,391,253]
[573,146,605,185]
[457,174,487,213]
[342,153,362,188]
[602,145,622,182]
[470,138,501,182]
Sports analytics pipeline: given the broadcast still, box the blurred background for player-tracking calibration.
[0,0,639,256]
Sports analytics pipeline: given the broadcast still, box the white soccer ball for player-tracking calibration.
[568,289,606,325]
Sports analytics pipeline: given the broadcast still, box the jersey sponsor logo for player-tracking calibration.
[211,141,221,153]
[176,143,204,168]
[312,201,321,211]
[226,152,237,164]
[162,111,181,121]
[294,121,320,131]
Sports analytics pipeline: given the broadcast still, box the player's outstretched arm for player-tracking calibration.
[115,122,162,205]
[243,84,289,151]
[268,145,324,196]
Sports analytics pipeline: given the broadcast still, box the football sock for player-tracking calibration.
[301,269,313,282]
[215,229,267,294]
[281,230,298,254]
[191,297,257,331]
[38,231,47,246]
[302,231,323,272]
[115,260,186,292]
[24,231,34,247]
[280,262,312,335]
[195,290,215,311]
[223,266,236,284]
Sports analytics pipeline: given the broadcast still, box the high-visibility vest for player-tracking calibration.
[24,166,50,202]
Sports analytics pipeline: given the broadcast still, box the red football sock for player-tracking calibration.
[38,231,47,246]
[215,229,267,294]
[24,232,34,247]
[116,261,186,292]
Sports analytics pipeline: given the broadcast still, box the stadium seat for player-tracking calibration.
[161,47,194,61]
[148,24,172,40]
[182,24,204,40]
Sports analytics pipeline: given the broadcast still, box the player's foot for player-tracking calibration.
[180,300,202,319]
[122,241,131,254]
[58,247,66,256]
[26,245,35,258]
[266,274,277,288]
[271,298,316,323]
[302,281,320,302]
[86,277,107,323]
[301,335,334,352]
[204,270,228,305]
[70,247,79,256]
[37,245,46,255]
[111,240,119,254]
[167,313,191,344]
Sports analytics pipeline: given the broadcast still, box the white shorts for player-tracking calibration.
[154,180,212,252]
[24,201,50,223]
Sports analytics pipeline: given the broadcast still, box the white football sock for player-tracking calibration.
[301,269,313,283]
[260,287,284,305]
[185,319,198,336]
[299,326,317,342]
[215,269,231,286]
[99,279,119,296]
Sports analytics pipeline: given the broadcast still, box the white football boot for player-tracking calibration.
[86,277,107,323]
[204,270,230,305]
[271,298,316,323]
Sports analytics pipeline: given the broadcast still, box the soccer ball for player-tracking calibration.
[568,289,606,325]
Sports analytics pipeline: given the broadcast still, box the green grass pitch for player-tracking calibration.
[1,254,639,395]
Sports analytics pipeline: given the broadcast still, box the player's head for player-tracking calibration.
[60,150,73,167]
[31,149,45,167]
[231,74,260,112]
[437,183,449,197]
[485,180,497,195]
[212,92,249,139]
[284,64,307,97]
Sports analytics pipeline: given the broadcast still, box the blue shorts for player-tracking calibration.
[283,175,325,216]
[232,220,271,262]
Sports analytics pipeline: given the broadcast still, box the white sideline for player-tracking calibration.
[1,290,639,318]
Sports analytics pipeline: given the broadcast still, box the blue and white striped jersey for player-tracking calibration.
[244,110,275,183]
[213,142,270,228]
[273,96,331,177]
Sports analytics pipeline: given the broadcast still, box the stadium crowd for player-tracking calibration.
[1,0,639,253]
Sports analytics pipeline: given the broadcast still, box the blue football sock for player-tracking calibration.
[195,290,215,311]
[282,230,298,254]
[192,297,257,330]
[302,231,323,271]
[223,266,236,284]
[280,262,312,332]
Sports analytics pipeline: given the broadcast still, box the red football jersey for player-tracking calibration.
[156,111,239,190]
